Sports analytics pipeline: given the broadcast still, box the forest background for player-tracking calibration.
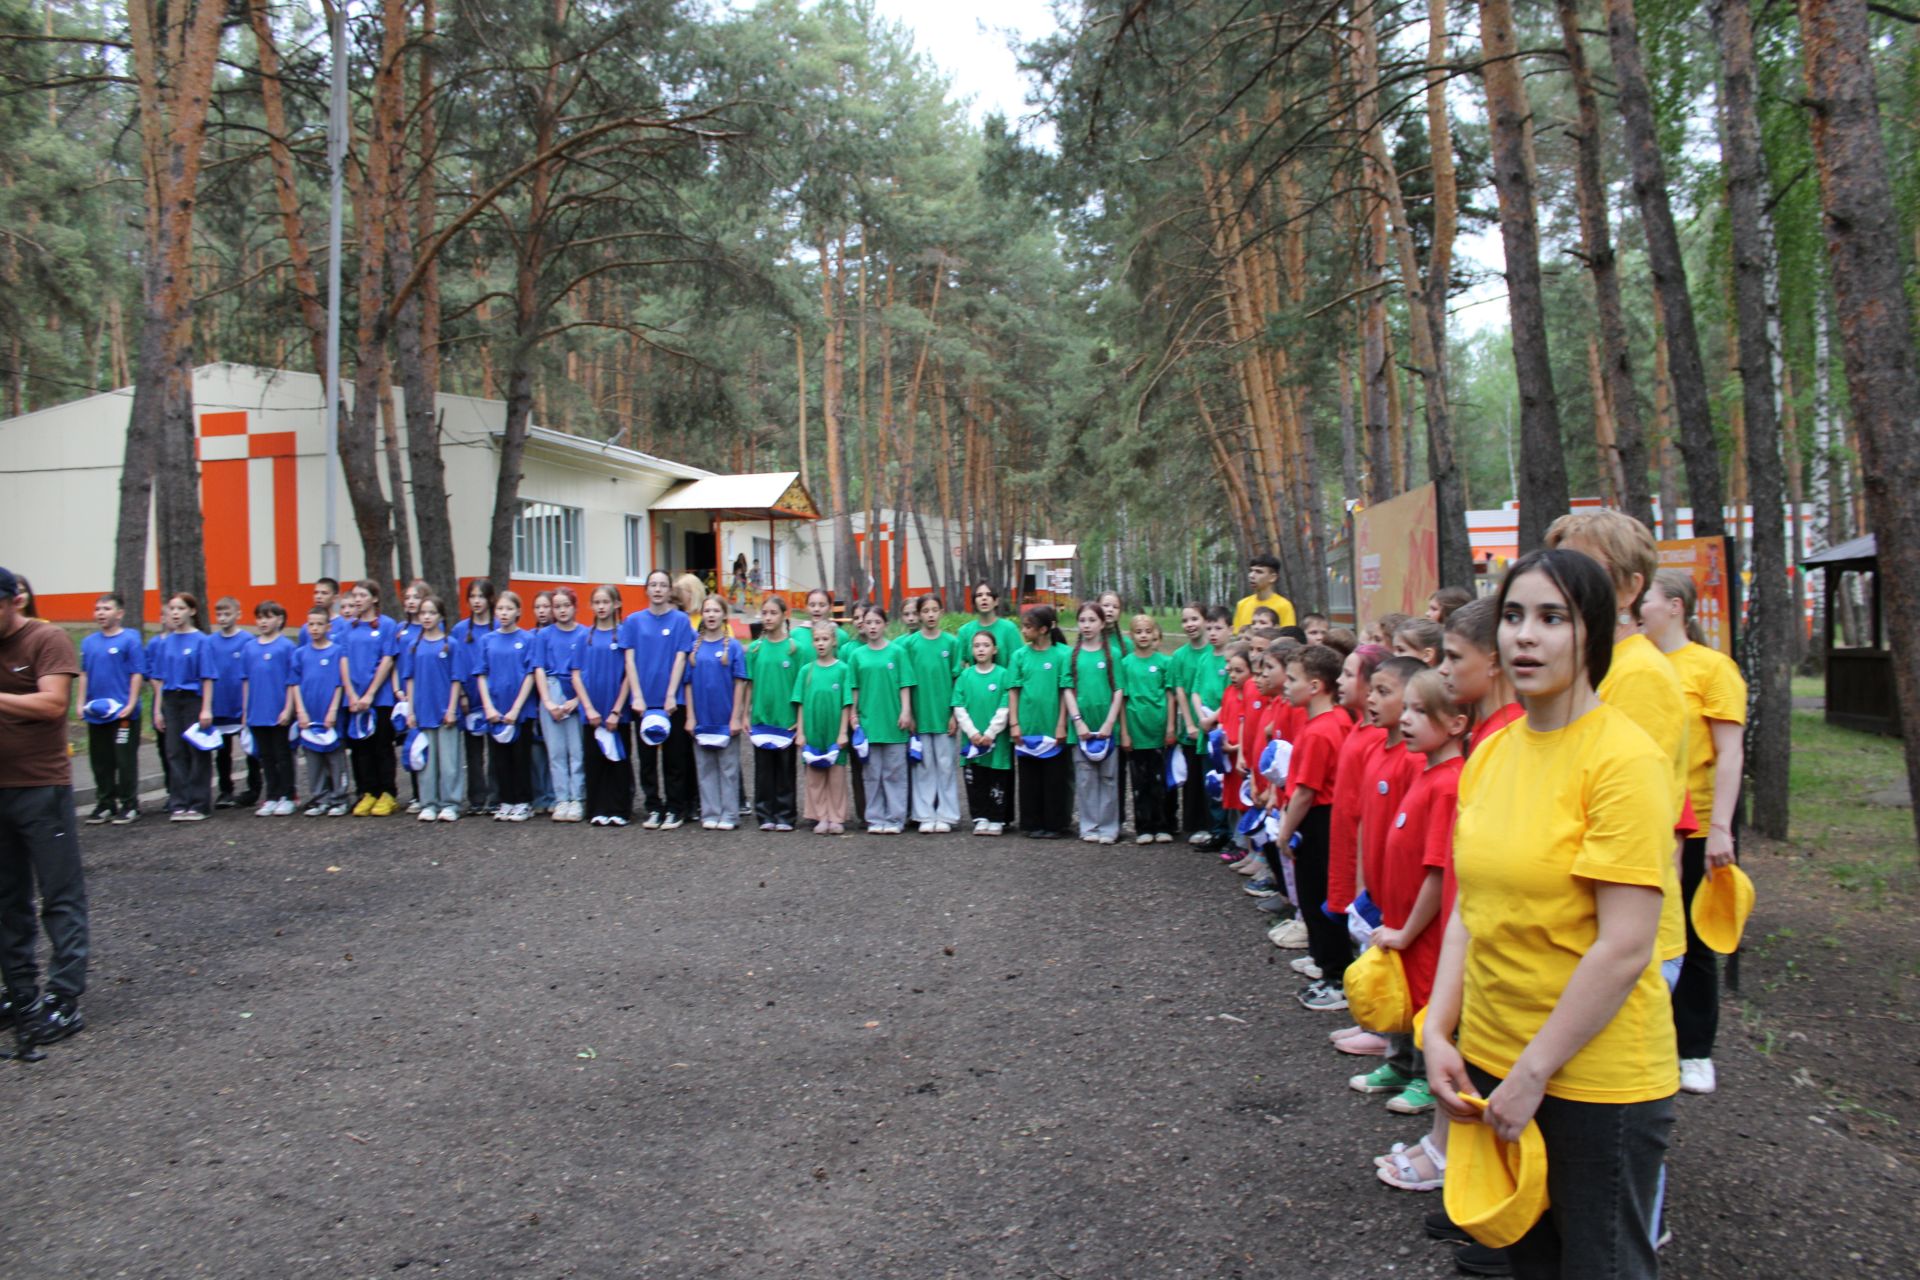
[1,0,1918,842]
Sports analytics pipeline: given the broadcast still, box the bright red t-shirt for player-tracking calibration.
[1285,706,1351,807]
[1220,681,1249,811]
[1327,720,1384,912]
[1359,737,1424,896]
[1383,754,1464,1009]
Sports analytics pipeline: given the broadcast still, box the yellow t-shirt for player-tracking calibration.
[1665,642,1747,824]
[1231,591,1296,631]
[1454,703,1680,1104]
[1598,633,1688,961]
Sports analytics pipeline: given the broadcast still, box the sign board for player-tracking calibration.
[1657,536,1735,656]
[1353,483,1439,625]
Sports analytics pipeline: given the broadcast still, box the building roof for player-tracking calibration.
[515,425,714,482]
[1022,543,1078,561]
[1801,533,1876,567]
[653,471,820,520]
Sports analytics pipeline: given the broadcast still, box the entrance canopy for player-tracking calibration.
[653,471,819,521]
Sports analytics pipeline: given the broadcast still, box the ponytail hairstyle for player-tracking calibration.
[463,578,497,641]
[1020,603,1067,646]
[590,584,624,628]
[1393,616,1446,663]
[1428,585,1474,622]
[411,597,447,654]
[354,579,384,609]
[1653,568,1706,645]
[1405,667,1471,732]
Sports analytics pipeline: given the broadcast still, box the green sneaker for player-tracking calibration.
[1386,1077,1436,1114]
[1349,1062,1413,1094]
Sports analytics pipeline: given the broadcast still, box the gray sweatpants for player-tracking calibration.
[909,732,961,825]
[304,748,349,808]
[695,739,742,826]
[862,742,909,828]
[1073,747,1121,840]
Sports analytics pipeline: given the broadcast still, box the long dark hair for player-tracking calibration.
[1496,549,1617,690]
[462,578,497,642]
[1020,604,1067,647]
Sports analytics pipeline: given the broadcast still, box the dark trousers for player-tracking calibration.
[0,786,89,1000]
[347,708,397,800]
[848,751,867,825]
[1283,807,1350,983]
[1179,742,1209,834]
[160,690,212,814]
[86,719,141,814]
[637,705,695,817]
[1467,1064,1673,1280]
[583,720,633,820]
[1115,745,1129,827]
[1673,836,1721,1059]
[215,731,263,801]
[1128,747,1171,836]
[753,746,797,825]
[1016,752,1073,833]
[465,731,494,810]
[963,763,1012,823]
[256,726,297,801]
[490,731,533,805]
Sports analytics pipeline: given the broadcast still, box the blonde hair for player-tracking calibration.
[1405,668,1469,730]
[1129,613,1163,640]
[1545,510,1658,619]
[1652,568,1706,645]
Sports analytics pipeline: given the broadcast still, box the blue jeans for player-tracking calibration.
[542,707,585,804]
[1467,1063,1673,1279]
[418,725,467,811]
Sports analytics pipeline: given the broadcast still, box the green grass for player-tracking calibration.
[1792,673,1823,702]
[1787,708,1917,903]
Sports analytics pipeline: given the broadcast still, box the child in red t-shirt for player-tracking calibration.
[1219,647,1253,829]
[1320,644,1393,1027]
[1268,644,1353,1010]
[1439,596,1521,756]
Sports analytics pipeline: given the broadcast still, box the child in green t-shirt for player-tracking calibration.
[791,624,853,834]
[745,596,802,830]
[1119,613,1178,844]
[952,628,1013,835]
[900,594,962,832]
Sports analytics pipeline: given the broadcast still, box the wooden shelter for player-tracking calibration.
[1803,534,1900,737]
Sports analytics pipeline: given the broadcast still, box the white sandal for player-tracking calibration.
[1375,1135,1446,1192]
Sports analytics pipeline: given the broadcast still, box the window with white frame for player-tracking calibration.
[624,514,648,580]
[512,499,583,578]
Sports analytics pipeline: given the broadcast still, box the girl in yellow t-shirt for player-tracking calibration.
[1425,548,1677,1276]
[1644,569,1747,1097]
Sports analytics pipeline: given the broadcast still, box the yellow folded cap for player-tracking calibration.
[1412,1002,1429,1050]
[1690,863,1756,955]
[1443,1094,1550,1249]
[1344,944,1412,1034]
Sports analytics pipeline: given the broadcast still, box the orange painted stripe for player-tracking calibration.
[201,411,248,437]
[251,431,295,458]
[202,457,251,596]
[274,454,300,590]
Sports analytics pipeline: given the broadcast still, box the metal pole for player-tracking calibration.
[320,2,347,584]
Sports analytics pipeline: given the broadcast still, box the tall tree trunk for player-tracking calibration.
[1714,0,1790,837]
[246,0,327,375]
[819,231,858,605]
[1604,0,1726,537]
[378,354,415,586]
[390,218,455,592]
[1798,0,1920,846]
[1480,0,1569,550]
[1557,0,1655,526]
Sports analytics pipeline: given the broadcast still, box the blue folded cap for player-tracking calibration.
[639,710,671,746]
[1164,748,1188,788]
[346,709,376,741]
[299,724,341,752]
[490,720,518,745]
[1259,738,1292,785]
[594,725,627,762]
[1203,768,1224,799]
[182,722,223,752]
[850,726,870,759]
[1016,733,1060,759]
[390,700,412,734]
[749,724,795,751]
[694,729,731,749]
[1352,890,1382,929]
[81,697,126,724]
[463,709,489,736]
[404,728,430,772]
[907,734,924,763]
[240,727,257,758]
[1078,734,1112,762]
[801,744,841,769]
[1237,805,1267,836]
[961,737,989,760]
[1207,727,1228,771]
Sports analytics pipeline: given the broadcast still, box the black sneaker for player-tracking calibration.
[214,794,239,810]
[660,812,684,831]
[111,807,140,825]
[1,989,44,1061]
[22,992,84,1046]
[1454,1243,1511,1276]
[85,806,112,826]
[1425,1208,1471,1245]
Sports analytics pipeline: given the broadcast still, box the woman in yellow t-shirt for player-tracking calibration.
[1425,548,1677,1277]
[1645,569,1747,1097]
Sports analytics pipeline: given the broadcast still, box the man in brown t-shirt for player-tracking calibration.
[0,565,91,1051]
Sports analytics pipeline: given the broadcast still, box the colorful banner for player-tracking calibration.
[1353,483,1439,625]
[1657,536,1735,656]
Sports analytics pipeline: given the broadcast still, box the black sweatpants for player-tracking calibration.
[963,762,1012,824]
[583,719,633,821]
[347,708,397,800]
[1673,836,1722,1060]
[490,730,533,806]
[1285,806,1350,984]
[637,704,695,818]
[753,746,797,826]
[1129,746,1172,837]
[0,785,89,1001]
[465,731,494,810]
[1179,742,1209,835]
[160,690,212,815]
[86,719,141,814]
[1016,752,1073,833]
[255,725,297,802]
[215,731,262,802]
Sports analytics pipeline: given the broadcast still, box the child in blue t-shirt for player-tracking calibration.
[241,601,299,814]
[686,596,747,832]
[402,594,469,822]
[291,606,349,815]
[78,591,145,823]
[207,596,256,809]
[477,591,537,822]
[536,588,591,821]
[618,570,696,828]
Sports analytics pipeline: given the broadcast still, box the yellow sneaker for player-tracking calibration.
[370,792,398,816]
[351,793,377,816]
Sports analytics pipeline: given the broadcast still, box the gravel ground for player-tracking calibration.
[3,806,1914,1279]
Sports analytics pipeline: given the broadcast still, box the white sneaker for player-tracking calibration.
[1268,918,1310,949]
[918,821,934,834]
[1678,1058,1717,1095]
[1187,831,1210,846]
[986,822,1005,837]
[406,799,422,814]
[1290,955,1323,978]
[1155,833,1173,843]
[1136,834,1155,845]
[591,814,609,826]
[255,802,276,817]
[274,799,297,816]
[702,818,718,830]
[418,807,437,822]
[553,804,570,822]
[716,821,736,831]
[439,806,459,822]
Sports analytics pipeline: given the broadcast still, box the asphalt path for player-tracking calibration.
[3,805,1910,1278]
